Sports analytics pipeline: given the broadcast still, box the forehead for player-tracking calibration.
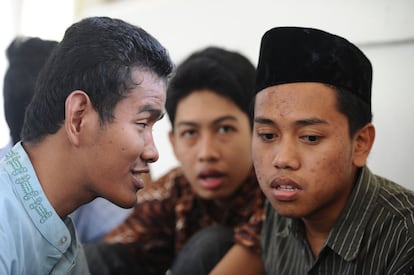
[254,82,339,117]
[115,71,166,113]
[175,90,243,122]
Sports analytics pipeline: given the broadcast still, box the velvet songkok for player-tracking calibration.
[255,27,372,106]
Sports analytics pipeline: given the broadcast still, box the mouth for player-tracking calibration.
[275,185,298,191]
[270,178,302,201]
[130,169,149,190]
[198,169,225,190]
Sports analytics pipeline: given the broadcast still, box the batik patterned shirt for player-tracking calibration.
[104,167,265,274]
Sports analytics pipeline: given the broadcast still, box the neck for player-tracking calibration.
[302,217,334,257]
[302,170,357,257]
[23,133,94,218]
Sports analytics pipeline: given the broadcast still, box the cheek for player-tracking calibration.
[252,154,267,184]
[328,140,353,175]
[307,153,341,177]
[307,157,339,195]
[252,138,271,163]
[252,155,263,172]
[307,146,352,189]
[116,129,146,158]
[231,139,251,161]
[174,143,193,164]
[251,139,263,164]
[252,149,266,178]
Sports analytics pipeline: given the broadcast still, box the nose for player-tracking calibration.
[197,133,219,162]
[141,131,159,163]
[271,138,300,170]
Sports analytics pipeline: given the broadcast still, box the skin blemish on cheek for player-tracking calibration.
[310,159,322,173]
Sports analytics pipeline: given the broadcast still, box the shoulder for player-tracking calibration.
[0,184,30,274]
[366,172,414,238]
[375,175,414,218]
[0,170,27,229]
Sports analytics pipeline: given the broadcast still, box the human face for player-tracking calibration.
[252,83,360,222]
[82,70,166,208]
[169,90,252,201]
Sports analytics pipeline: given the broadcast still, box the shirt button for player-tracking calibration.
[60,236,68,244]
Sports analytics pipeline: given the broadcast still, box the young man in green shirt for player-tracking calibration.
[252,26,414,274]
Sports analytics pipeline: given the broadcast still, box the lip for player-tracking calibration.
[197,169,225,190]
[130,169,149,190]
[131,175,145,190]
[270,177,302,201]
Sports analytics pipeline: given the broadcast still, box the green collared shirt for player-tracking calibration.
[261,167,414,275]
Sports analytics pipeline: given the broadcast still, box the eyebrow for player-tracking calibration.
[138,105,164,121]
[254,117,328,126]
[175,115,238,128]
[254,117,275,125]
[295,118,328,126]
[212,115,237,125]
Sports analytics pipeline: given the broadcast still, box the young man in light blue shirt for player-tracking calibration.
[0,16,173,275]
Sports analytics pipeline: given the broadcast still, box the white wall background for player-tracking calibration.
[1,0,413,189]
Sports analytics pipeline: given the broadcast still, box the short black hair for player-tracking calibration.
[166,46,256,128]
[330,85,373,137]
[21,16,173,143]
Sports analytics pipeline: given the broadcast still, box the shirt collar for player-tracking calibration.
[286,167,380,261]
[2,142,72,253]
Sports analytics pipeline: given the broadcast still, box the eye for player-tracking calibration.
[217,125,235,134]
[257,132,277,142]
[136,122,148,129]
[300,135,322,144]
[180,129,197,138]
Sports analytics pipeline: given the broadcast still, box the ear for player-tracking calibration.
[65,90,92,146]
[352,123,375,167]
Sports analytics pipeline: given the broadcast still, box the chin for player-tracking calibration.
[112,195,137,209]
[271,202,303,218]
[197,190,219,200]
[124,198,138,208]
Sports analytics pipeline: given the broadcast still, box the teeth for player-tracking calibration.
[203,176,220,180]
[277,185,296,191]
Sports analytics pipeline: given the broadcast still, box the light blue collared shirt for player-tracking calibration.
[0,143,90,275]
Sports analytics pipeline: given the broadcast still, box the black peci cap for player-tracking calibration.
[255,27,372,106]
